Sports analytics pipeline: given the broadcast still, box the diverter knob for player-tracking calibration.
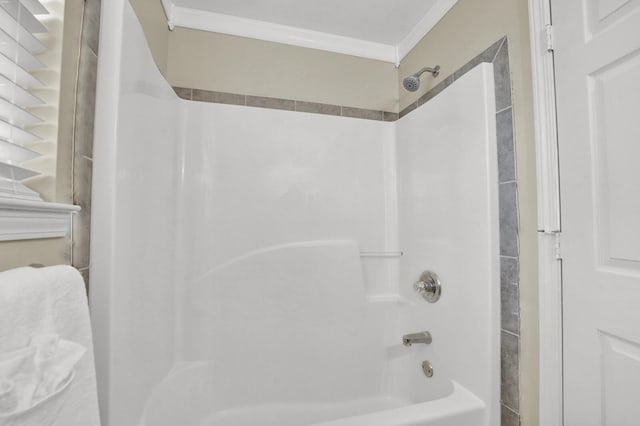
[413,271,442,303]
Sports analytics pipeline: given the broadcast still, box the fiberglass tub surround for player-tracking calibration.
[91,2,499,426]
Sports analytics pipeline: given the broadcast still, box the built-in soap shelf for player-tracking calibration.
[359,251,403,258]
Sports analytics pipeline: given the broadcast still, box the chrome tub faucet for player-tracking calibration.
[402,331,432,346]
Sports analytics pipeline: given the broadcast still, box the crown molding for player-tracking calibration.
[169,6,397,63]
[160,0,174,29]
[396,0,458,62]
[164,0,458,66]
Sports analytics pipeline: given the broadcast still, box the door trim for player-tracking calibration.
[527,0,563,424]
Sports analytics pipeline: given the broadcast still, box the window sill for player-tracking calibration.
[0,199,80,241]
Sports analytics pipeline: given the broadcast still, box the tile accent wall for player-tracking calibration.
[400,37,522,426]
[71,0,101,290]
[402,37,521,426]
[173,88,398,122]
[174,36,520,426]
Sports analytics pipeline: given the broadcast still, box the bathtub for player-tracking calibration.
[204,384,484,426]
[140,362,483,426]
[136,241,491,426]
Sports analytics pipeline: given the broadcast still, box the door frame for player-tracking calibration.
[527,0,563,424]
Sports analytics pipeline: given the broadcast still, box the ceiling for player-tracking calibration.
[162,0,458,64]
[171,0,439,45]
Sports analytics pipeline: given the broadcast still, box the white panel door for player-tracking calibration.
[552,0,640,424]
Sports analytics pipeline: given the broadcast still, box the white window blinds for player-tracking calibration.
[0,0,48,202]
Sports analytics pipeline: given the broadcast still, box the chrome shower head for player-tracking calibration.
[402,66,441,92]
[403,75,421,92]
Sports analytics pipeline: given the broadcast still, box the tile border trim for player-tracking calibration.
[172,87,396,122]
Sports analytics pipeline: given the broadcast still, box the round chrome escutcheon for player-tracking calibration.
[422,360,434,378]
[413,271,442,303]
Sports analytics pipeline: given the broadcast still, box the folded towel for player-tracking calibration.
[0,340,37,414]
[0,266,100,426]
[32,334,86,401]
[0,334,87,417]
[0,345,35,381]
[0,380,16,413]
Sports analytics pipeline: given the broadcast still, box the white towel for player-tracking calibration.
[0,334,87,416]
[0,266,101,426]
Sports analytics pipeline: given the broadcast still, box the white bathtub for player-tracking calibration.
[136,241,491,426]
[140,362,483,426]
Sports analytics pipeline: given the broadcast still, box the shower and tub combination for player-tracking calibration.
[90,1,500,425]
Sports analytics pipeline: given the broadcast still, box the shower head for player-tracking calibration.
[402,66,441,92]
[402,75,421,92]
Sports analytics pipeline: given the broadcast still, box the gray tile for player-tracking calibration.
[501,404,520,426]
[383,111,399,122]
[82,0,101,54]
[493,40,512,111]
[193,90,245,106]
[399,102,418,118]
[501,256,520,334]
[499,182,519,257]
[173,87,192,100]
[497,107,516,183]
[453,37,506,81]
[72,210,91,270]
[73,155,92,212]
[341,106,383,121]
[501,331,520,411]
[501,279,520,334]
[489,37,508,62]
[72,156,92,270]
[246,95,295,111]
[74,43,98,159]
[500,256,519,284]
[452,55,486,81]
[295,100,341,116]
[417,74,455,106]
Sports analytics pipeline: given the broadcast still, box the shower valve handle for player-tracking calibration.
[413,271,442,303]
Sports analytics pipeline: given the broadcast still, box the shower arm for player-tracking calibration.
[414,66,441,78]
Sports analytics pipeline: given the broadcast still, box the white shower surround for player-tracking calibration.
[91,2,500,425]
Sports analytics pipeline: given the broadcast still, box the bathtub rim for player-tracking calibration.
[138,377,484,426]
[308,380,485,426]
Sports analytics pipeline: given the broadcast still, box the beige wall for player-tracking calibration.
[128,2,398,111]
[0,239,70,270]
[399,1,538,425]
[167,29,399,112]
[129,0,170,75]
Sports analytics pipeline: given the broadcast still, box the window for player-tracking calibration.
[0,0,78,242]
[0,0,49,201]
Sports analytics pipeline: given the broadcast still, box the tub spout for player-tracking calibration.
[402,331,432,346]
